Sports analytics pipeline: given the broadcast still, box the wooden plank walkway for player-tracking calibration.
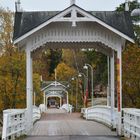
[25,109,120,140]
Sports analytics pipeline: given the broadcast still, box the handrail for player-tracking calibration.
[2,109,27,140]
[33,106,41,123]
[2,106,41,140]
[81,106,140,140]
[81,105,117,129]
[123,108,140,139]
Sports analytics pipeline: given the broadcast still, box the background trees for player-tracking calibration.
[123,44,140,108]
[116,0,140,107]
[0,8,43,113]
[0,0,140,112]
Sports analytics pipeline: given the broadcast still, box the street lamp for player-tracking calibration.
[83,64,94,106]
[78,72,86,108]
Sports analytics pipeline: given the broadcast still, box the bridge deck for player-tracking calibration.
[25,109,120,140]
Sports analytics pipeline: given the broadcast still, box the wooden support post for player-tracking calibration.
[26,47,33,131]
[110,51,115,128]
[107,56,110,106]
[67,91,69,111]
[44,92,46,105]
[60,97,62,107]
[117,48,122,135]
[46,97,48,110]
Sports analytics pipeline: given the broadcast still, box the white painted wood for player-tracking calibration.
[43,92,46,105]
[60,97,62,107]
[83,105,117,128]
[26,45,33,131]
[125,0,129,11]
[67,91,69,108]
[13,5,134,44]
[117,47,122,135]
[123,108,140,139]
[110,51,115,128]
[46,96,48,109]
[107,56,110,106]
[24,22,120,55]
[2,109,27,140]
[70,0,75,5]
[33,106,41,122]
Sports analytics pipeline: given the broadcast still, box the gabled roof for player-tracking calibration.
[13,4,134,42]
[41,81,67,92]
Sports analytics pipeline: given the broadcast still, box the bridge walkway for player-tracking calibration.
[24,109,120,140]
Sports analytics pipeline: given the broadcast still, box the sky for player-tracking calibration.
[0,0,134,11]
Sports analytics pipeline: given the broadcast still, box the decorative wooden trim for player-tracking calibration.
[23,22,122,55]
[14,5,134,44]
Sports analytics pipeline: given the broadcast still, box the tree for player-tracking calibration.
[62,49,86,71]
[122,44,140,108]
[0,8,14,54]
[33,73,43,106]
[84,50,107,86]
[0,50,26,110]
[55,62,76,81]
[0,8,43,113]
[33,48,62,81]
[116,0,140,44]
[116,0,140,108]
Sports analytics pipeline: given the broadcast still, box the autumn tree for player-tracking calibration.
[33,48,62,81]
[33,73,43,106]
[0,8,43,113]
[62,49,86,70]
[123,44,140,108]
[55,62,76,81]
[116,0,140,108]
[0,8,13,54]
[84,50,108,86]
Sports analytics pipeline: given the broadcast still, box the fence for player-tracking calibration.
[82,105,117,128]
[2,109,26,140]
[33,106,41,123]
[2,106,41,140]
[123,108,140,140]
[81,106,140,140]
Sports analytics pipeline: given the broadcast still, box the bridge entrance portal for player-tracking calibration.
[13,1,134,135]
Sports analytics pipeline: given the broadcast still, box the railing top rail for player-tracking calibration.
[86,105,116,111]
[3,109,26,116]
[123,108,140,116]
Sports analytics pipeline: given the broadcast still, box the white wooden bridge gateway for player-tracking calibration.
[2,0,140,140]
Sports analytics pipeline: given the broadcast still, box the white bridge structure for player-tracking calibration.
[2,0,140,140]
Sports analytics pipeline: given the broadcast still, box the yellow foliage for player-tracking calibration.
[56,62,76,81]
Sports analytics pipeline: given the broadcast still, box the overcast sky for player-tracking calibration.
[0,0,139,11]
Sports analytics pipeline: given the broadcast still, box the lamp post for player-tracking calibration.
[78,72,86,108]
[83,64,94,106]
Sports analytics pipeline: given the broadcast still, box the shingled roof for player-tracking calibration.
[13,5,134,41]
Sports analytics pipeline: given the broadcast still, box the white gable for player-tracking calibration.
[14,5,134,44]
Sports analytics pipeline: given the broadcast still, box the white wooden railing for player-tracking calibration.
[81,106,140,140]
[2,106,41,140]
[123,108,140,140]
[2,109,27,140]
[33,106,41,123]
[81,105,117,128]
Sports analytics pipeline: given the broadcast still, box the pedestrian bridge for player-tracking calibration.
[2,105,140,140]
[2,0,138,139]
[23,108,119,140]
